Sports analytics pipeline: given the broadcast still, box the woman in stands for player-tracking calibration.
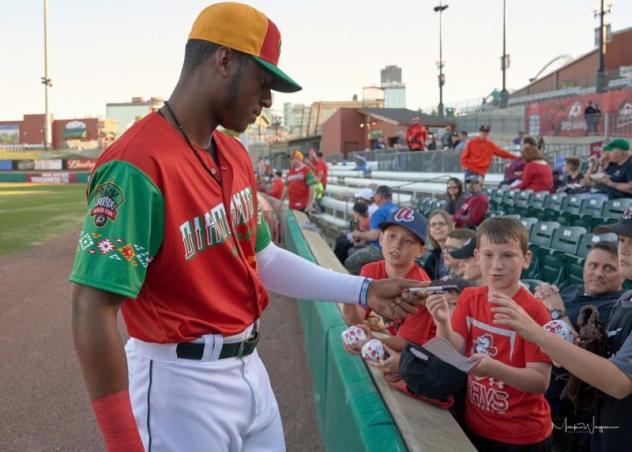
[514,144,554,193]
[445,178,466,214]
[420,210,454,280]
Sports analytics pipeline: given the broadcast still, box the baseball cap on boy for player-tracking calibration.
[594,206,632,236]
[399,337,478,400]
[450,237,476,259]
[465,174,483,184]
[189,2,301,93]
[378,208,427,245]
[602,138,630,152]
[479,125,491,133]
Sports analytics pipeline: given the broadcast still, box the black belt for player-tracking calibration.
[176,331,259,360]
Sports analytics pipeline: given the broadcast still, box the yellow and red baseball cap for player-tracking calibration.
[189,2,301,93]
[290,150,304,161]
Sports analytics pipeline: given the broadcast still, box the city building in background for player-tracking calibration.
[381,65,406,108]
[105,97,163,137]
[362,86,385,103]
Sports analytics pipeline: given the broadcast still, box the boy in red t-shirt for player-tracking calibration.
[343,208,440,371]
[427,217,553,450]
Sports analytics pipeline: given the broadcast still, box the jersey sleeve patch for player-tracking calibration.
[69,160,164,298]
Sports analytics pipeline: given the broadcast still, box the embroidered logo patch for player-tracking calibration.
[394,207,415,222]
[91,180,125,227]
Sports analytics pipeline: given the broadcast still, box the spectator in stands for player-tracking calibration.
[354,154,368,172]
[342,208,433,351]
[420,210,454,280]
[427,133,438,150]
[491,211,632,452]
[344,186,398,275]
[308,149,328,190]
[591,139,632,199]
[556,157,585,193]
[593,103,603,135]
[284,150,316,212]
[441,124,455,149]
[534,241,624,329]
[443,228,477,279]
[499,135,537,188]
[454,131,469,152]
[426,217,553,450]
[453,175,489,229]
[445,177,466,215]
[449,236,483,286]
[267,170,284,200]
[334,201,372,264]
[460,125,516,179]
[513,131,525,147]
[354,188,377,217]
[584,101,597,135]
[513,144,554,193]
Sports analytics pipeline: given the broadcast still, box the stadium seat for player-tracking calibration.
[543,193,567,221]
[558,195,583,226]
[501,190,517,215]
[490,189,505,212]
[520,217,539,234]
[540,226,587,284]
[577,197,607,230]
[417,197,432,215]
[524,221,561,279]
[527,192,549,219]
[434,199,447,212]
[513,190,533,217]
[601,198,632,225]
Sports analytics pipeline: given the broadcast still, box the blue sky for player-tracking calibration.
[1,0,631,120]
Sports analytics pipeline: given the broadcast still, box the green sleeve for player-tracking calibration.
[254,206,272,253]
[69,160,164,298]
[305,170,317,186]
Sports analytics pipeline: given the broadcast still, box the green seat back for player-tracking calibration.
[520,217,539,234]
[602,198,632,223]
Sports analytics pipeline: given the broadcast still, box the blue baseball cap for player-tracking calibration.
[378,207,427,244]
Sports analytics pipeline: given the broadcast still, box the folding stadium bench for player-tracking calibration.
[539,226,587,285]
[523,221,561,279]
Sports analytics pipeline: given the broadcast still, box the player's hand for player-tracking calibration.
[426,293,451,325]
[489,292,543,344]
[342,324,373,355]
[366,279,429,321]
[470,353,498,378]
[377,346,400,374]
[533,283,558,300]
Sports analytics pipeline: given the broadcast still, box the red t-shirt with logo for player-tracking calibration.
[451,286,552,444]
[360,260,435,344]
[286,166,315,210]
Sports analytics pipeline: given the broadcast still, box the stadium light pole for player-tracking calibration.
[433,2,448,117]
[594,0,614,93]
[41,0,53,151]
[500,0,509,108]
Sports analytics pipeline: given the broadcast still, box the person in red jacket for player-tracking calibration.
[513,144,554,192]
[460,125,516,178]
[453,175,489,229]
[308,148,328,189]
[267,170,284,199]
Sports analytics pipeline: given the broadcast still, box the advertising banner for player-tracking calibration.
[34,159,63,170]
[66,159,96,170]
[526,89,632,137]
[0,124,20,144]
[26,172,70,183]
[15,160,35,170]
[0,160,13,170]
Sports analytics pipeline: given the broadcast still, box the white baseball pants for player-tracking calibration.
[125,332,286,452]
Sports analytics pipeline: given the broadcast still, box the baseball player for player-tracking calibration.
[70,3,423,451]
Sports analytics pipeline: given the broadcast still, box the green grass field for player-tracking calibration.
[0,183,87,255]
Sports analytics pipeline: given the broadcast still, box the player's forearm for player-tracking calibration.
[488,361,550,393]
[383,335,407,352]
[71,283,129,401]
[534,332,632,399]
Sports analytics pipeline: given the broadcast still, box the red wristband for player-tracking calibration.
[92,390,144,452]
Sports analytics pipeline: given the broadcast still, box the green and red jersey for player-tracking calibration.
[286,165,315,210]
[70,113,272,343]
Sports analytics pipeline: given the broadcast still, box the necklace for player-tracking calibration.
[160,100,221,186]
